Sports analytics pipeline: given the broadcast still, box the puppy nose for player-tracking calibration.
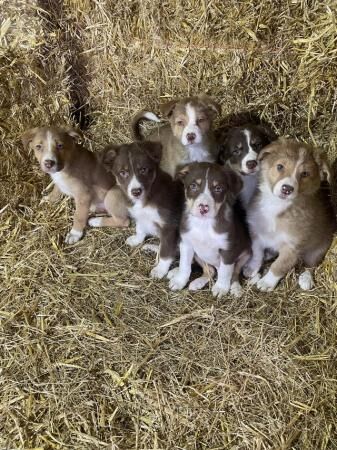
[187,133,196,143]
[281,184,294,196]
[198,203,209,215]
[131,188,142,198]
[246,160,257,170]
[44,159,55,169]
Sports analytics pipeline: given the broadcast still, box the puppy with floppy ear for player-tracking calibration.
[22,126,129,244]
[102,140,184,279]
[244,138,336,291]
[131,94,221,177]
[168,162,251,298]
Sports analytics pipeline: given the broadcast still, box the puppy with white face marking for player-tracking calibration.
[244,138,336,291]
[131,94,221,177]
[102,141,184,279]
[168,162,251,298]
[218,123,277,209]
[22,126,129,244]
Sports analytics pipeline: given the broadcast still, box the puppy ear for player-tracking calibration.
[142,141,162,164]
[101,143,120,168]
[256,123,278,144]
[63,126,83,143]
[21,127,39,150]
[258,140,279,161]
[199,94,221,117]
[159,99,178,118]
[314,151,331,183]
[175,164,190,181]
[223,167,243,198]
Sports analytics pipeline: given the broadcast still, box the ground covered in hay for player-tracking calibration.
[1,1,337,449]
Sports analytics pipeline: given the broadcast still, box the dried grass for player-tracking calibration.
[1,0,337,448]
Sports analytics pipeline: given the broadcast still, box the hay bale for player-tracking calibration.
[1,1,337,448]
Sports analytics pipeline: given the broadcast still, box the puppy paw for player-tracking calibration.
[126,235,144,247]
[230,281,243,298]
[88,217,103,227]
[142,243,159,254]
[247,273,261,286]
[169,273,189,291]
[243,264,260,279]
[256,271,279,292]
[65,229,83,245]
[298,270,314,290]
[212,282,230,298]
[188,276,208,291]
[167,267,179,280]
[150,264,168,280]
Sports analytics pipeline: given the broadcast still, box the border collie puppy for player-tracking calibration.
[244,138,336,291]
[102,141,183,279]
[131,95,221,177]
[168,162,251,298]
[218,123,277,209]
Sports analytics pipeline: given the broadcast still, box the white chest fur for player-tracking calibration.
[128,202,163,237]
[182,143,214,164]
[183,215,228,268]
[51,171,74,197]
[239,174,258,209]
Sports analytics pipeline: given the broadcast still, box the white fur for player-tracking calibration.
[230,281,243,298]
[65,228,83,244]
[150,257,173,279]
[212,261,234,297]
[298,270,314,290]
[51,171,73,197]
[273,176,298,199]
[185,143,214,163]
[88,217,103,227]
[127,203,163,247]
[181,103,203,146]
[127,175,143,201]
[143,111,161,122]
[255,270,281,291]
[169,241,194,290]
[42,131,57,167]
[188,276,209,291]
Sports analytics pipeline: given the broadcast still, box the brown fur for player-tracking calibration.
[22,126,129,244]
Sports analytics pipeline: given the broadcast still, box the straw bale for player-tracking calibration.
[1,0,337,448]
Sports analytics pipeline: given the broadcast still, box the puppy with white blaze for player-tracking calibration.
[102,141,184,279]
[244,138,336,291]
[168,162,252,298]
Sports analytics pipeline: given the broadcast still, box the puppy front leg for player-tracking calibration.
[168,240,194,291]
[65,195,91,244]
[256,245,298,292]
[150,226,177,279]
[126,222,147,247]
[243,236,264,279]
[41,184,62,204]
[212,257,234,299]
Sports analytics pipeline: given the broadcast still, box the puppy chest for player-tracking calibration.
[129,204,163,237]
[51,172,74,197]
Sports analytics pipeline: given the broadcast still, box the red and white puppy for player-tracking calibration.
[102,141,184,279]
[244,138,336,291]
[168,162,251,298]
[22,126,129,244]
[132,95,221,177]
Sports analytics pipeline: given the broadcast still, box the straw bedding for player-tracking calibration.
[1,0,337,448]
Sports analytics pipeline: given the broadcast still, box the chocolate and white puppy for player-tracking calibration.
[131,95,221,177]
[244,138,336,291]
[168,162,251,298]
[22,126,129,244]
[218,123,277,208]
[102,141,184,279]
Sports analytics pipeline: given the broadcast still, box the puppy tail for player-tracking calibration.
[131,110,161,140]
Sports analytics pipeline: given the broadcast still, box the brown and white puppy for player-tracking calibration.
[22,126,129,244]
[131,94,221,177]
[102,140,184,279]
[244,138,336,291]
[218,123,277,209]
[167,162,251,298]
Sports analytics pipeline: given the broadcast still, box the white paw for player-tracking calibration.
[255,271,280,292]
[243,263,260,279]
[247,273,261,286]
[65,229,83,244]
[169,273,189,291]
[188,276,208,291]
[298,270,314,290]
[126,235,144,247]
[167,267,179,280]
[212,282,230,298]
[150,264,168,280]
[230,281,243,298]
[88,217,103,227]
[142,243,159,254]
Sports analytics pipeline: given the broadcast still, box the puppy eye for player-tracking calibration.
[139,167,148,175]
[301,171,310,178]
[119,170,128,178]
[189,182,198,192]
[232,148,241,156]
[36,144,42,150]
[56,143,63,150]
[197,118,205,124]
[176,120,184,126]
[277,164,284,171]
[214,185,223,193]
